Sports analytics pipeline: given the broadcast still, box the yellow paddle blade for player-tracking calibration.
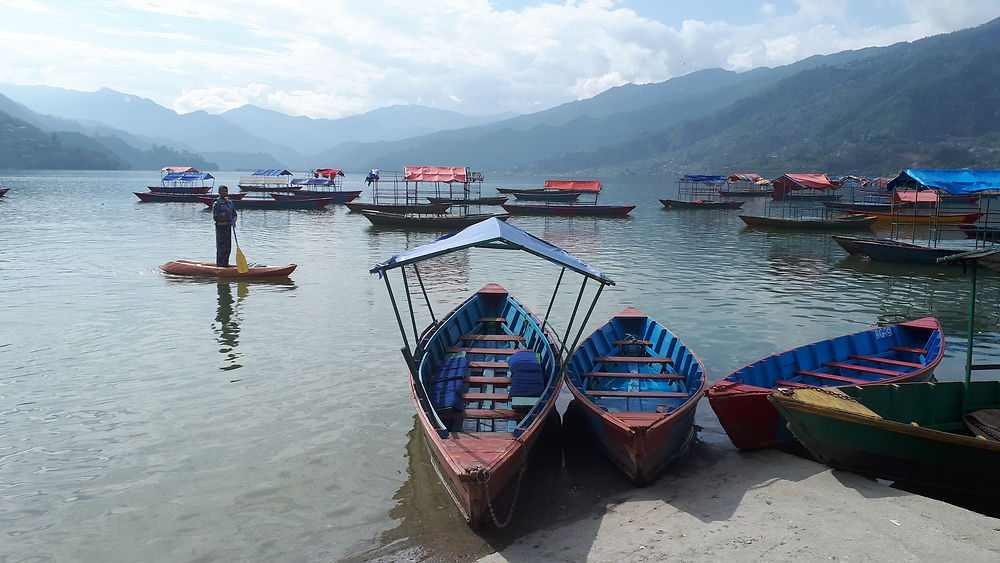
[235,244,249,274]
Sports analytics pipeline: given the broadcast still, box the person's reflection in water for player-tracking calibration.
[214,281,247,371]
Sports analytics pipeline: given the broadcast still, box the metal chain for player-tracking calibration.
[469,441,528,528]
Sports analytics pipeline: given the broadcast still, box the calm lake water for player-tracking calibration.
[2,170,999,561]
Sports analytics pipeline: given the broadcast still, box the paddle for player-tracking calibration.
[232,224,249,273]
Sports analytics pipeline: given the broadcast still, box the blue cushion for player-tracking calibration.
[427,357,469,412]
[508,350,545,397]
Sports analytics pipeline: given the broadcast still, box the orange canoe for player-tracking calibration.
[160,260,296,278]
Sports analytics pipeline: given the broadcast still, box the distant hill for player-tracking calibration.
[219,104,516,155]
[0,111,121,169]
[531,18,1000,176]
[0,94,217,170]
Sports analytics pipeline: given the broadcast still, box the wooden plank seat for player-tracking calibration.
[822,361,905,377]
[891,346,928,355]
[463,392,510,401]
[596,356,673,364]
[477,317,508,323]
[460,334,525,342]
[465,376,512,385]
[468,361,509,369]
[446,346,520,355]
[774,379,816,388]
[848,355,924,368]
[586,390,689,399]
[581,372,684,381]
[613,339,652,346]
[442,409,522,419]
[794,369,868,385]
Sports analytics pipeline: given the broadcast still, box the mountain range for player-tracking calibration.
[1,16,997,175]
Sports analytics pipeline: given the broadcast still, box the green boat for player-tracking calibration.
[768,382,1000,496]
[770,244,1000,497]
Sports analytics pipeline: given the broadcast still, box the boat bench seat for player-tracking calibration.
[596,356,673,364]
[468,361,509,370]
[891,346,928,355]
[613,339,652,346]
[460,334,525,342]
[442,409,522,420]
[463,392,510,401]
[586,390,688,399]
[446,347,520,355]
[581,372,685,381]
[477,317,508,324]
[774,379,816,388]
[822,361,905,377]
[794,370,868,385]
[465,376,512,385]
[848,355,923,369]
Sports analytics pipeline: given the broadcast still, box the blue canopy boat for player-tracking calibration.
[148,169,215,194]
[565,308,706,484]
[371,218,614,528]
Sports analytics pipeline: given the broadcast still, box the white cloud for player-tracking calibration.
[760,3,776,16]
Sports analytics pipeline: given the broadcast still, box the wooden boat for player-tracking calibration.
[564,307,707,484]
[197,196,335,210]
[659,198,745,210]
[160,260,296,278]
[510,190,581,202]
[427,196,508,206]
[0,188,8,197]
[345,202,451,214]
[848,210,983,224]
[739,214,877,230]
[271,191,360,203]
[237,169,295,192]
[706,317,945,450]
[148,185,212,194]
[832,235,930,256]
[134,192,246,203]
[769,382,1000,497]
[845,239,973,264]
[360,210,510,228]
[149,168,214,193]
[371,218,614,527]
[502,203,635,217]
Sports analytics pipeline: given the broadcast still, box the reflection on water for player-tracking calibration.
[214,281,246,371]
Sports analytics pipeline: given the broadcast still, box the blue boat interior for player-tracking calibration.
[418,287,557,437]
[567,312,703,413]
[730,322,943,389]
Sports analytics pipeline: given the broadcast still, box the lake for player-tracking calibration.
[2,170,998,561]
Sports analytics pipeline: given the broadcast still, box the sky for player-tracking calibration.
[1,0,999,119]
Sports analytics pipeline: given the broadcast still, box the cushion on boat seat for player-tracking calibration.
[428,357,470,412]
[508,350,544,398]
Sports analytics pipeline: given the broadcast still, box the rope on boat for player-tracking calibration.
[469,443,528,528]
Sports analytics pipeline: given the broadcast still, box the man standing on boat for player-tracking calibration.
[212,185,238,267]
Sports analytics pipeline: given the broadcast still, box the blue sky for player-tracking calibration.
[1,1,998,118]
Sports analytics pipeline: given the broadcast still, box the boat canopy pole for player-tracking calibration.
[566,283,607,359]
[401,266,420,345]
[964,261,977,387]
[558,277,589,361]
[542,268,566,331]
[383,272,414,365]
[413,264,437,326]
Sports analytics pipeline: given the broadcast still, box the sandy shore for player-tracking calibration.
[478,440,1000,562]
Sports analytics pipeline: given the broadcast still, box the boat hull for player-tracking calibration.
[849,211,983,224]
[160,260,297,278]
[411,284,561,527]
[502,204,634,216]
[198,196,334,210]
[148,186,211,194]
[511,191,581,202]
[739,214,876,230]
[707,317,945,450]
[346,202,451,214]
[660,198,745,210]
[427,196,508,205]
[361,210,510,228]
[135,192,246,203]
[564,307,707,484]
[849,239,969,264]
[272,190,360,202]
[770,382,1000,496]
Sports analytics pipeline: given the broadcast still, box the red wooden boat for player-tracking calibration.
[502,203,635,216]
[564,308,706,484]
[707,318,944,450]
[196,196,335,210]
[345,201,451,214]
[135,192,246,203]
[160,260,296,278]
